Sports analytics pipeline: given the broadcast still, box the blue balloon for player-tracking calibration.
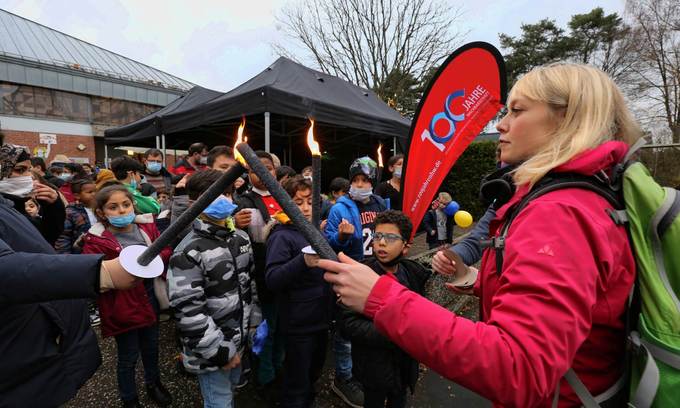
[444,201,460,216]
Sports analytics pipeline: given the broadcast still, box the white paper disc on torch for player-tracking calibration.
[119,245,164,278]
[301,245,317,255]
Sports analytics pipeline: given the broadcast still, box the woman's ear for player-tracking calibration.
[95,208,105,220]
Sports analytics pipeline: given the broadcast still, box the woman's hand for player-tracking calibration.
[320,252,380,313]
[33,182,58,204]
[432,250,456,276]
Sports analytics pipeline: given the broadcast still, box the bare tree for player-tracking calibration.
[274,0,465,113]
[626,0,680,143]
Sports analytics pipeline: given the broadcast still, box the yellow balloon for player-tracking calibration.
[454,210,473,228]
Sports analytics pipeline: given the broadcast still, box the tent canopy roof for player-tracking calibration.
[105,57,410,145]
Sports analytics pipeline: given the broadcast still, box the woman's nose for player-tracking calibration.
[496,114,509,133]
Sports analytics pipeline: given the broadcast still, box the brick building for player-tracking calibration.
[0,8,192,166]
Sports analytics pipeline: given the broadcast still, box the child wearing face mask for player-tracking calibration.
[325,157,387,262]
[374,154,404,211]
[339,210,431,408]
[110,156,161,215]
[168,170,261,408]
[82,185,172,408]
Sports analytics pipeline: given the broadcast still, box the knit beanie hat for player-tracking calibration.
[348,156,377,185]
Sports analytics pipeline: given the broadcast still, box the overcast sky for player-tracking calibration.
[0,0,626,92]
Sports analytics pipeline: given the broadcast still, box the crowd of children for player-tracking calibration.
[4,144,455,408]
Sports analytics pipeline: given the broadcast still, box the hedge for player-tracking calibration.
[440,141,498,219]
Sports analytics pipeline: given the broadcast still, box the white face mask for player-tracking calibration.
[0,175,34,197]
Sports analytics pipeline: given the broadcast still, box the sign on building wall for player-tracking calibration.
[39,133,57,145]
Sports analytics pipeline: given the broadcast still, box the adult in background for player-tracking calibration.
[321,63,638,407]
[0,144,66,246]
[0,137,140,407]
[374,154,403,210]
[142,148,181,198]
[172,142,208,176]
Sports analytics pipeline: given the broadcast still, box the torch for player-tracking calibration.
[376,143,384,184]
[307,120,322,229]
[120,122,249,277]
[236,143,338,261]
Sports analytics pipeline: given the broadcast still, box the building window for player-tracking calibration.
[1,81,161,126]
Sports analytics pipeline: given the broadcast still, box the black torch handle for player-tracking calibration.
[137,162,247,266]
[237,144,338,261]
[312,155,321,229]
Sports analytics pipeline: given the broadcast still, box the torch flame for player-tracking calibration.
[234,119,247,165]
[377,144,383,168]
[306,119,320,156]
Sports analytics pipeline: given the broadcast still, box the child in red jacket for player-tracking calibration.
[82,185,172,408]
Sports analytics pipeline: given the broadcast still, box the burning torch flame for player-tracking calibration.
[306,119,320,156]
[377,144,383,168]
[234,119,247,165]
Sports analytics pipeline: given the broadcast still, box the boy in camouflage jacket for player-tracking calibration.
[168,170,261,408]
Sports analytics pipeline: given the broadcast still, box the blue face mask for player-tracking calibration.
[146,162,162,173]
[107,211,135,228]
[203,196,237,220]
[393,166,402,179]
[129,176,138,190]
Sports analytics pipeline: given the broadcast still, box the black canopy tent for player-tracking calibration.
[104,57,411,181]
[104,85,223,145]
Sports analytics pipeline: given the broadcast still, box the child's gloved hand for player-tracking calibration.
[251,320,269,355]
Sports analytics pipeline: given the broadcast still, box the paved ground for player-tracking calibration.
[67,231,491,407]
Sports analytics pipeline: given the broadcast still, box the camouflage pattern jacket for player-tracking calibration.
[168,217,262,374]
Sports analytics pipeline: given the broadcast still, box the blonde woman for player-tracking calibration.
[321,63,639,407]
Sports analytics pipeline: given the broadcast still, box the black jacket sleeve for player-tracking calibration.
[0,238,102,305]
[339,304,394,347]
[265,231,307,292]
[37,193,66,246]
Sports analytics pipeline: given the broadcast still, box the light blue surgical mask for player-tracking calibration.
[203,195,237,220]
[394,166,402,179]
[129,177,138,190]
[107,211,135,228]
[146,162,162,173]
[58,173,73,182]
[349,186,373,203]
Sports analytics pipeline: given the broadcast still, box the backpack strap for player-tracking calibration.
[487,173,623,276]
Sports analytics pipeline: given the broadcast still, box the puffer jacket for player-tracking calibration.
[81,214,170,337]
[362,141,636,407]
[0,195,102,407]
[340,258,430,394]
[168,218,262,374]
[55,203,92,254]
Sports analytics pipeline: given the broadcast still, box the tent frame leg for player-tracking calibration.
[161,134,167,167]
[264,112,271,153]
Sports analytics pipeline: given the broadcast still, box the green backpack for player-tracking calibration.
[487,139,680,407]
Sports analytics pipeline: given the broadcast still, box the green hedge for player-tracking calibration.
[441,141,498,218]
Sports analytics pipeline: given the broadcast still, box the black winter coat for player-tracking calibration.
[265,223,333,335]
[0,196,103,407]
[1,189,66,246]
[340,258,431,393]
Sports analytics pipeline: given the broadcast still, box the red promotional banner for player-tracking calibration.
[401,42,506,239]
